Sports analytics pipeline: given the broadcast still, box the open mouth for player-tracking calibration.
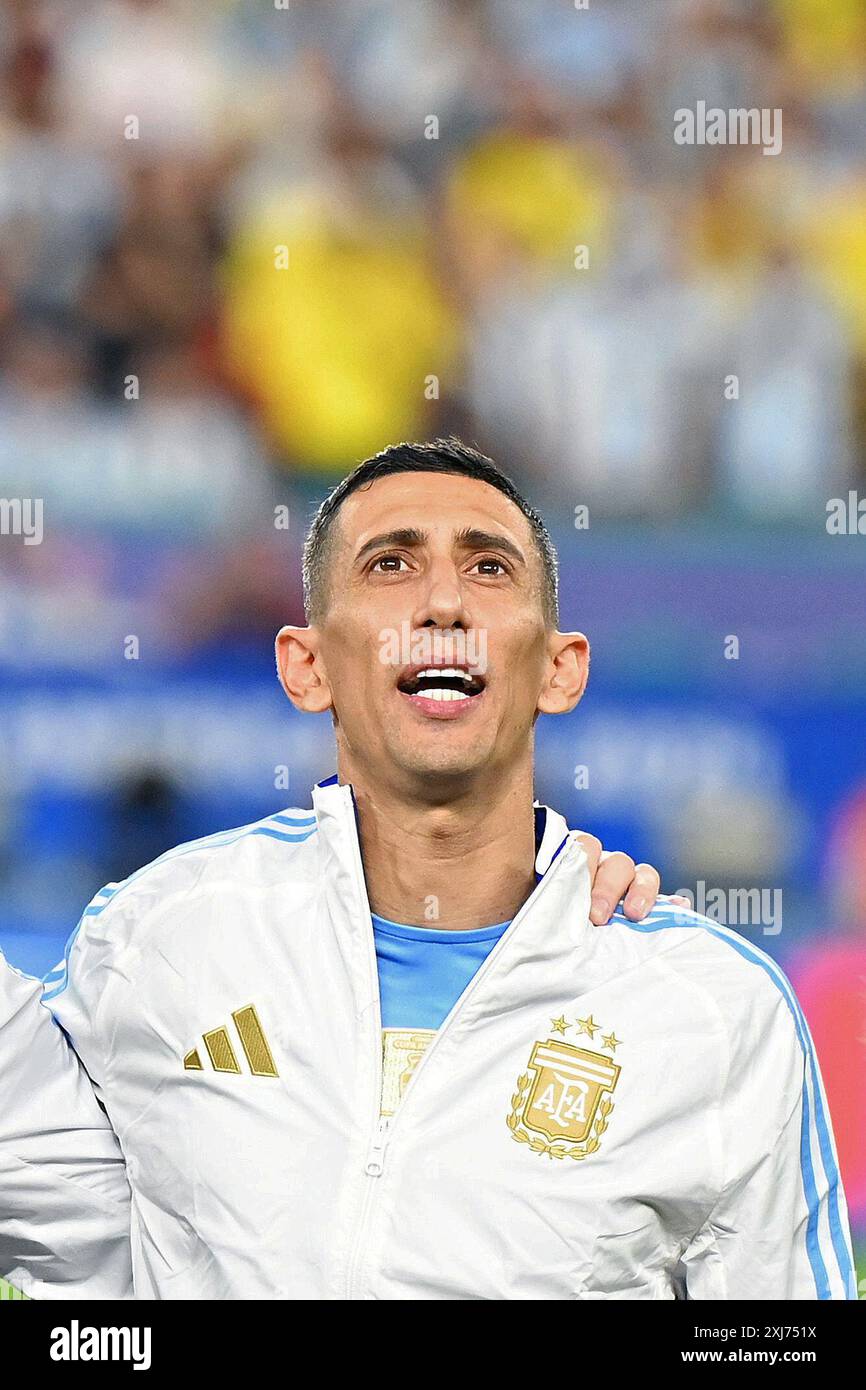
[397,666,486,703]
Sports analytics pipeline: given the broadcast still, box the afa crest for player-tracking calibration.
[507,1037,621,1160]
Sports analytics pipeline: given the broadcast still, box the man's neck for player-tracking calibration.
[339,764,538,931]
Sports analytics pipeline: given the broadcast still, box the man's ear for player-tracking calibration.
[536,631,590,715]
[275,626,334,713]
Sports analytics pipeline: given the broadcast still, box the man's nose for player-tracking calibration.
[411,559,468,629]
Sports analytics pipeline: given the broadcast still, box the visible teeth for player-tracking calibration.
[415,667,470,682]
[411,687,470,701]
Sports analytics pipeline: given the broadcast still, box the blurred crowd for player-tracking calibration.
[1,0,864,547]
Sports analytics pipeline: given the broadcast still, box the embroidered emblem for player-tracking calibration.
[381,1028,436,1117]
[184,1004,279,1077]
[507,1035,621,1160]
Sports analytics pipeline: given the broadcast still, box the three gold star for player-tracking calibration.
[549,1014,623,1050]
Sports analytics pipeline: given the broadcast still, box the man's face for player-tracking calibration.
[295,471,581,795]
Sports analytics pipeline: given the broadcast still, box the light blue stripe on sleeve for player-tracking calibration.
[42,814,317,1001]
[616,906,855,1299]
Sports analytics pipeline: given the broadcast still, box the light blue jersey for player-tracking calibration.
[371,914,511,1029]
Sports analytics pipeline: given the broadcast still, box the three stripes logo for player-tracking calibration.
[184,1004,279,1078]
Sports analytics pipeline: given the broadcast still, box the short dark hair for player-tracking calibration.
[302,437,559,625]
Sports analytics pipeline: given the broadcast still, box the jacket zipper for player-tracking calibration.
[363,1115,390,1177]
[342,789,388,1297]
[340,790,579,1298]
[372,841,576,1135]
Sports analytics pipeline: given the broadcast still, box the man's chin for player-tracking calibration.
[389,741,494,792]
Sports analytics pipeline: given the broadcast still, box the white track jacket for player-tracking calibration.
[0,778,856,1299]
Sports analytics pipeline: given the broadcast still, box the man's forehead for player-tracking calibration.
[337,471,532,550]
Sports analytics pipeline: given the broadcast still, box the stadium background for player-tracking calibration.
[0,0,864,1283]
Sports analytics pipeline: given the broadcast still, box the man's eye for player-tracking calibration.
[371,555,408,573]
[471,557,507,576]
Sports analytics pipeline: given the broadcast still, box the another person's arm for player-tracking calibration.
[0,951,133,1299]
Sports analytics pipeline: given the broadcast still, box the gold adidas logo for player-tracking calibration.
[184,1004,279,1078]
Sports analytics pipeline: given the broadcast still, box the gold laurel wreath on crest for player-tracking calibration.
[506,1071,614,1160]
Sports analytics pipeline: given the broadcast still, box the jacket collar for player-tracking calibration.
[312,776,572,882]
[311,778,591,1013]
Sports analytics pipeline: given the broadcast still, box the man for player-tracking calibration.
[0,440,670,1305]
[1,438,855,1299]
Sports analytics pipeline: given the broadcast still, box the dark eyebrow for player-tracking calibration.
[453,528,526,566]
[354,528,427,564]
